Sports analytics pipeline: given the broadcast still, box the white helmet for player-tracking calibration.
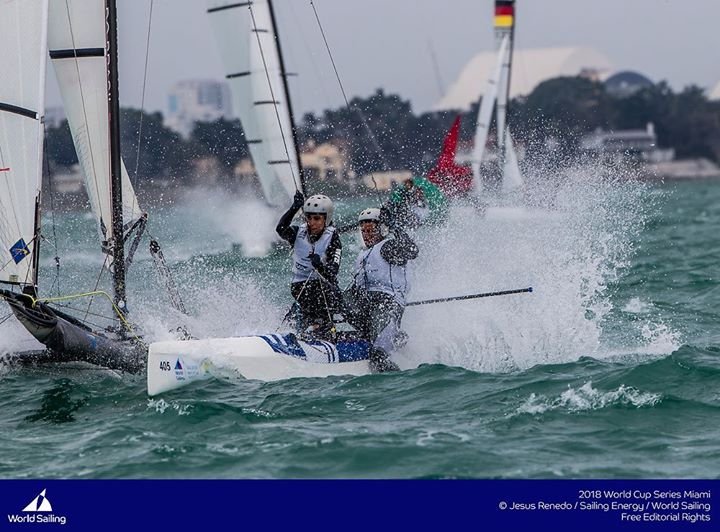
[304,194,334,224]
[358,207,388,242]
[358,208,381,223]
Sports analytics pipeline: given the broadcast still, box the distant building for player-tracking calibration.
[231,141,357,188]
[165,80,232,138]
[580,123,674,164]
[300,140,356,184]
[359,170,413,191]
[604,71,654,98]
[435,46,614,111]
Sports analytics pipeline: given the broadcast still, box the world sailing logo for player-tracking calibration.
[23,489,52,512]
[7,489,68,525]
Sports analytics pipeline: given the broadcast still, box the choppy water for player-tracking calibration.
[1,177,719,479]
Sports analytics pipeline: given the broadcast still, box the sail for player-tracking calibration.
[426,116,473,196]
[471,34,509,181]
[47,0,143,250]
[493,0,523,191]
[207,0,302,207]
[502,130,523,192]
[0,0,48,286]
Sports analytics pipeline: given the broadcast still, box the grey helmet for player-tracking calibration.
[303,194,334,225]
[358,207,388,240]
[358,207,381,223]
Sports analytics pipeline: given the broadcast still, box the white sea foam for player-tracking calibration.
[179,187,280,258]
[511,381,662,417]
[146,398,192,416]
[398,165,669,372]
[623,297,652,314]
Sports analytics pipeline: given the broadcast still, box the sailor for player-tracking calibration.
[390,178,429,230]
[348,206,419,372]
[276,191,343,331]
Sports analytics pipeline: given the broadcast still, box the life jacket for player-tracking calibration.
[353,238,409,305]
[292,224,336,283]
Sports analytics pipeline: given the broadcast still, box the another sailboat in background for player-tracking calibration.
[473,0,523,194]
[0,0,163,372]
[206,0,305,208]
[427,0,523,197]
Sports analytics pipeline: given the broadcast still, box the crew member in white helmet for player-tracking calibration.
[348,206,418,372]
[276,191,342,330]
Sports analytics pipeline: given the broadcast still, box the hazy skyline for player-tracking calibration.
[46,0,720,117]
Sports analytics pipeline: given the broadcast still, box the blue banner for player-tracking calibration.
[0,479,715,530]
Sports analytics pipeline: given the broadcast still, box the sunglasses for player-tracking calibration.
[305,214,326,221]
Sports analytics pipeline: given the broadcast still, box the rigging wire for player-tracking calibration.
[43,127,62,296]
[131,0,154,213]
[83,254,110,323]
[247,2,302,194]
[307,0,387,201]
[0,312,13,326]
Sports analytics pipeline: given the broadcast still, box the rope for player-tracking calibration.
[84,253,109,323]
[308,0,386,201]
[131,0,155,212]
[28,290,142,342]
[0,312,13,326]
[247,2,302,193]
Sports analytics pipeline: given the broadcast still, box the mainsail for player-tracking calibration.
[472,34,509,182]
[0,0,48,288]
[207,0,303,207]
[47,0,144,251]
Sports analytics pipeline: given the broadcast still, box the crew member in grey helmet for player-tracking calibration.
[276,191,343,331]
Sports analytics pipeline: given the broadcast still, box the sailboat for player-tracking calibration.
[146,1,379,395]
[473,0,523,193]
[426,1,523,197]
[0,0,153,372]
[206,0,305,207]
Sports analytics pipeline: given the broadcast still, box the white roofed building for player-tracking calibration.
[434,46,614,111]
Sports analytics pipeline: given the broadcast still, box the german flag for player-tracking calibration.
[494,0,515,29]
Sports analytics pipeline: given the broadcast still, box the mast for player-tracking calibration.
[494,0,516,166]
[106,0,127,312]
[266,0,305,194]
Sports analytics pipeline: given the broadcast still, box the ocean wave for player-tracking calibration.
[511,381,662,416]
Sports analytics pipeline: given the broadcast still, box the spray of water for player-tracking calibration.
[179,187,280,258]
[396,163,675,371]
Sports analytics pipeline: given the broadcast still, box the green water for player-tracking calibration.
[1,180,719,478]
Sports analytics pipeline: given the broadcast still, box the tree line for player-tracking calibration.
[44,77,720,186]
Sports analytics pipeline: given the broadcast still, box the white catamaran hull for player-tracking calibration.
[147,334,372,395]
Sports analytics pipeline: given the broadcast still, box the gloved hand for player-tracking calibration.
[308,253,323,269]
[379,205,397,230]
[292,190,305,210]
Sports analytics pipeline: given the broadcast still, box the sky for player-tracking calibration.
[46,0,720,117]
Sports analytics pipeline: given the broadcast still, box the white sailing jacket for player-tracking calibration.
[353,238,409,305]
[292,224,336,283]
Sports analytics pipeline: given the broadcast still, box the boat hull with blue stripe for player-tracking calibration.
[147,333,372,395]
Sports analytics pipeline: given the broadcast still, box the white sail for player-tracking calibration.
[494,1,523,191]
[207,0,301,207]
[502,130,523,192]
[0,0,48,286]
[472,34,509,181]
[47,0,143,250]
